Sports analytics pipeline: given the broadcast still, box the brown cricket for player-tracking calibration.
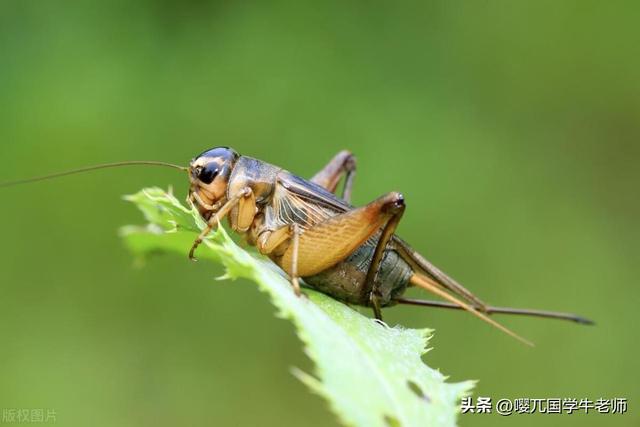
[1,147,593,345]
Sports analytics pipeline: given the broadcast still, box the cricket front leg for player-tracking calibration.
[310,150,356,203]
[189,187,253,260]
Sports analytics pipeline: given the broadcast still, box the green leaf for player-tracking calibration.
[120,187,473,427]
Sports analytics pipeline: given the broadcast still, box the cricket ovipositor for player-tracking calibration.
[1,147,593,345]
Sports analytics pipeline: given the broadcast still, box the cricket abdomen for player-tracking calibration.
[303,241,413,307]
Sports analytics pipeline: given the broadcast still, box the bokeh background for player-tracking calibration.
[0,1,638,426]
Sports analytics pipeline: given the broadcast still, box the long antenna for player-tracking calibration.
[0,161,188,188]
[395,297,594,324]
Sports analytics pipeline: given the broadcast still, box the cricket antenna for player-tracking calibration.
[0,161,188,188]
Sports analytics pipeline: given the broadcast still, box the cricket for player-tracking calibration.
[1,147,593,345]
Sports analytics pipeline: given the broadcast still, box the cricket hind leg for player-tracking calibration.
[362,195,406,321]
[310,150,356,203]
[277,192,406,301]
[394,239,489,312]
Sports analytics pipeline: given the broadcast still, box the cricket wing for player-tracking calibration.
[268,171,350,230]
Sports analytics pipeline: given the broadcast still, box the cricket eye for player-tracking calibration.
[198,164,219,184]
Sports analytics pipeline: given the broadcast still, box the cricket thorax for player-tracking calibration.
[224,156,280,235]
[226,156,280,205]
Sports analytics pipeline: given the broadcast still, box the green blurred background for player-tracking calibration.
[0,1,637,426]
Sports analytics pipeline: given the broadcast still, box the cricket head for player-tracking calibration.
[188,146,240,216]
